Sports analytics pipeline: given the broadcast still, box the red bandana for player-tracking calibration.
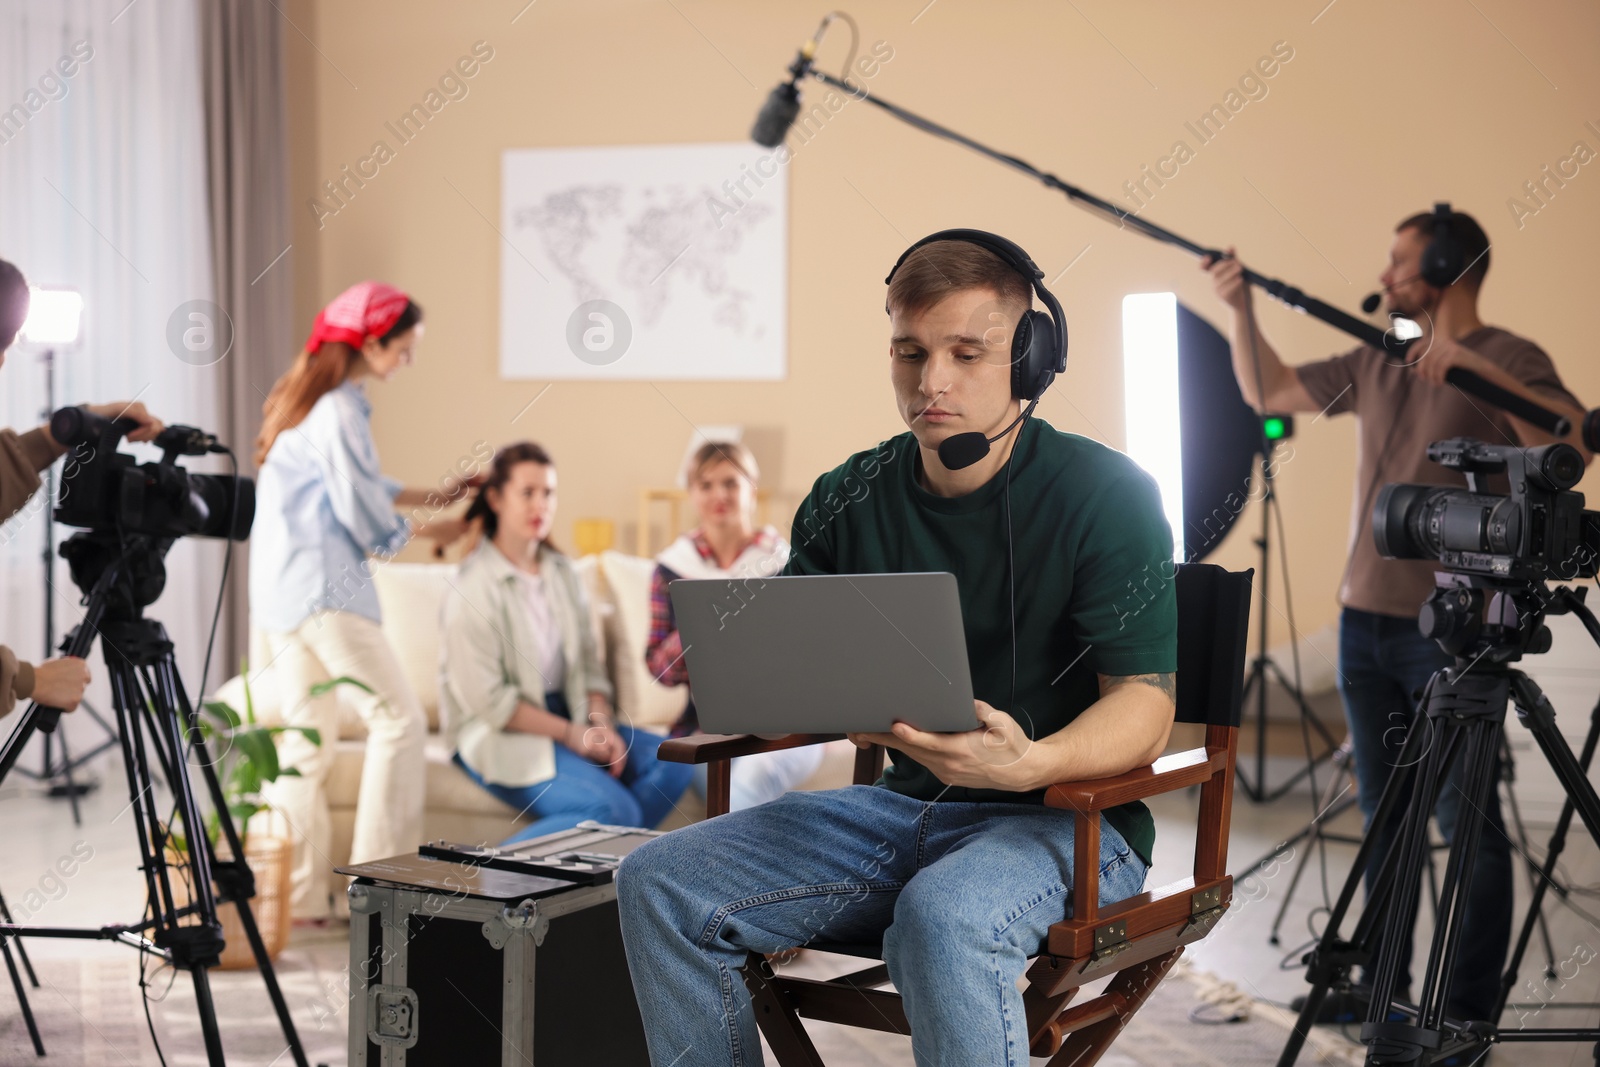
[305,281,411,353]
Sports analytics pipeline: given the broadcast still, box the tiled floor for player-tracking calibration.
[3,743,1599,1064]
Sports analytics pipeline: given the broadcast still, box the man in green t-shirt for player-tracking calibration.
[618,231,1178,1066]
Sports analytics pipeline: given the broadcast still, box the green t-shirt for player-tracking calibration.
[781,416,1177,866]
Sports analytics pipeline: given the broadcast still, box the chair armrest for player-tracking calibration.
[657,732,844,765]
[1043,747,1224,813]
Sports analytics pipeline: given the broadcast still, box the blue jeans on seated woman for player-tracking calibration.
[616,783,1148,1067]
[453,691,694,844]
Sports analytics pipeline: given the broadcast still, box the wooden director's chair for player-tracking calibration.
[657,563,1253,1065]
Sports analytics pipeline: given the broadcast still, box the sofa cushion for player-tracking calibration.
[597,550,690,730]
[321,736,515,818]
[372,561,456,732]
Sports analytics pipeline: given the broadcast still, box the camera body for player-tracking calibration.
[49,406,254,541]
[1373,437,1600,583]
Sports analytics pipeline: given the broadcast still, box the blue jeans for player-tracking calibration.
[616,784,1149,1066]
[454,691,694,845]
[1339,608,1513,1019]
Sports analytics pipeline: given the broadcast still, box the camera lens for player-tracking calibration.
[1373,483,1522,560]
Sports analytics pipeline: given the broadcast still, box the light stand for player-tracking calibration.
[9,288,121,823]
[1234,431,1340,803]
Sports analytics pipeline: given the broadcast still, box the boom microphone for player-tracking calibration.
[750,14,852,148]
[752,82,803,148]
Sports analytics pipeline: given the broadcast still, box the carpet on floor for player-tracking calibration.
[0,938,1364,1066]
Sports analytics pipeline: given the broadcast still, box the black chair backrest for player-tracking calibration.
[1173,564,1253,729]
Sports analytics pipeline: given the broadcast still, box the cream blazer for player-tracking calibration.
[439,540,613,787]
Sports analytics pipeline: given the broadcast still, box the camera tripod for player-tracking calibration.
[1278,581,1600,1066]
[0,530,308,1066]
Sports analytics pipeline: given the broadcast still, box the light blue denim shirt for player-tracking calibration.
[248,380,412,633]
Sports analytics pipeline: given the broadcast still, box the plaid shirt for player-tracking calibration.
[645,528,779,736]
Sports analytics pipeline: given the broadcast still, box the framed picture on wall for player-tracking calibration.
[500,141,788,381]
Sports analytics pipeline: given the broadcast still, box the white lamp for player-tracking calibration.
[1121,292,1184,562]
[19,286,84,347]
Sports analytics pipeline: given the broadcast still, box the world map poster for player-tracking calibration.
[500,142,788,380]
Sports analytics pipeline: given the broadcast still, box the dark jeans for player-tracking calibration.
[1339,607,1513,1020]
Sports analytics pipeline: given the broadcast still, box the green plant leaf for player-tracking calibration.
[266,724,322,747]
[241,656,258,725]
[202,700,241,730]
[232,730,280,785]
[310,675,375,698]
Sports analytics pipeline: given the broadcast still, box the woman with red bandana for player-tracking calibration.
[248,281,467,921]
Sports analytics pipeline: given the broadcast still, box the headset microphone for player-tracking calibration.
[936,398,1040,471]
[1362,272,1427,314]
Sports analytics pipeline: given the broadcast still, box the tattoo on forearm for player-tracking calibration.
[1117,673,1177,702]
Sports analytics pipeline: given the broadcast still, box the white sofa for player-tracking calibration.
[213,550,854,869]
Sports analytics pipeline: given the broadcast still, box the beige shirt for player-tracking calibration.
[0,427,67,718]
[1295,326,1583,619]
[438,539,612,787]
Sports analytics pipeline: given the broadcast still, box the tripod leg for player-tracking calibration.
[1495,694,1600,1021]
[0,889,38,987]
[1417,716,1501,1031]
[1277,705,1435,1067]
[1498,734,1558,979]
[55,723,83,826]
[1,933,44,1056]
[160,656,311,1067]
[189,963,228,1067]
[1365,716,1460,1026]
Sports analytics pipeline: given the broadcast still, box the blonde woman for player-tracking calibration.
[441,442,693,843]
[644,440,822,809]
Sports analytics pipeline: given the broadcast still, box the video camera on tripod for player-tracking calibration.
[0,411,315,1066]
[1280,439,1600,1066]
[1373,437,1599,586]
[43,404,253,619]
[49,404,253,540]
[1370,438,1600,664]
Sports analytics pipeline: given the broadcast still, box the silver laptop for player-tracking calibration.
[668,572,977,735]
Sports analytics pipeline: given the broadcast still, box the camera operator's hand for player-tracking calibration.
[82,401,165,443]
[1201,245,1252,313]
[31,656,90,711]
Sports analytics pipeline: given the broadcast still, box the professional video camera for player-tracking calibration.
[1372,436,1600,585]
[44,405,255,617]
[48,405,254,542]
[1282,440,1600,1066]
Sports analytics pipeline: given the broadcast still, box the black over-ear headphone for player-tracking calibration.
[1419,202,1464,289]
[883,228,1068,402]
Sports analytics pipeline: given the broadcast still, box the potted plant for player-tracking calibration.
[163,667,346,967]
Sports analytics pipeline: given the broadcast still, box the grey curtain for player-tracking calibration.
[199,0,293,676]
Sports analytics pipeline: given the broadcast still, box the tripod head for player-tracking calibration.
[1419,571,1588,667]
[59,529,174,624]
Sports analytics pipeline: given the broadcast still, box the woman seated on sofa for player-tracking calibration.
[645,440,822,810]
[441,441,693,844]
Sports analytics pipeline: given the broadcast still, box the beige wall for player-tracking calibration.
[284,0,1600,650]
